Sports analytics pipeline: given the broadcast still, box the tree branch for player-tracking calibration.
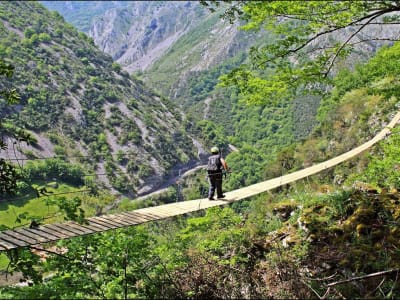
[300,279,324,299]
[29,245,70,260]
[257,5,400,68]
[360,22,400,25]
[327,269,400,287]
[323,11,386,77]
[306,37,400,54]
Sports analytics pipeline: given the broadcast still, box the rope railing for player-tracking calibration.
[1,111,400,251]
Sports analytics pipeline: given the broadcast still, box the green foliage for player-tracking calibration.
[0,58,22,196]
[224,144,266,189]
[184,53,247,104]
[204,1,400,104]
[0,226,154,299]
[195,119,228,149]
[219,66,292,105]
[271,41,400,189]
[46,196,85,223]
[318,42,400,123]
[179,207,246,254]
[0,159,19,195]
[5,248,42,284]
[349,128,400,189]
[21,159,84,186]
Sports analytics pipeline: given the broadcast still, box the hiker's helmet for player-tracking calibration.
[211,146,219,154]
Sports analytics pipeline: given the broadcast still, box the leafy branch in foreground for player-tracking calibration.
[0,59,21,195]
[202,1,400,104]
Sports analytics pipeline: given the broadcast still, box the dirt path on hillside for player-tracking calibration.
[203,97,212,119]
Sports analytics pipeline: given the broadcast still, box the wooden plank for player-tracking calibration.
[152,205,185,215]
[68,222,104,234]
[1,230,39,245]
[99,216,132,227]
[26,227,68,240]
[85,220,113,231]
[148,206,178,213]
[90,217,121,229]
[152,206,188,215]
[111,213,143,223]
[136,212,162,221]
[140,206,172,215]
[49,224,86,236]
[92,216,124,228]
[118,212,153,223]
[38,224,71,240]
[15,228,50,243]
[172,200,200,208]
[65,222,97,235]
[61,223,92,235]
[0,238,19,250]
[102,214,141,226]
[128,211,159,221]
[99,215,134,227]
[0,234,28,247]
[135,208,170,218]
[142,209,174,218]
[172,206,196,214]
[87,218,118,229]
[0,243,7,251]
[163,203,195,213]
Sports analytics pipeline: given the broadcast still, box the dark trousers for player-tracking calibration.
[208,172,223,198]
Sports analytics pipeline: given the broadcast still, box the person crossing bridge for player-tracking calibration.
[206,146,230,200]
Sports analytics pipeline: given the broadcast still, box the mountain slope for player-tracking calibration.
[39,1,400,195]
[0,1,198,196]
[41,1,213,74]
[40,1,130,33]
[89,1,208,73]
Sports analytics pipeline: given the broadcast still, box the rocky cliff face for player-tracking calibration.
[40,1,131,33]
[89,1,207,73]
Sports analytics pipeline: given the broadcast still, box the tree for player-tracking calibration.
[0,59,34,195]
[0,59,21,195]
[201,1,400,104]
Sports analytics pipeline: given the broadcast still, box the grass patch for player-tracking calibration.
[0,183,87,228]
[0,253,8,271]
[0,197,58,229]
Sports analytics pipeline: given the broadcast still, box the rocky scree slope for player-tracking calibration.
[40,1,131,33]
[88,1,208,74]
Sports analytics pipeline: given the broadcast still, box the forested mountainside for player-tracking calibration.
[0,1,199,197]
[42,1,298,190]
[42,2,400,192]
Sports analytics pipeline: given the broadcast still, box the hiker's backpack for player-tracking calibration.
[207,154,222,171]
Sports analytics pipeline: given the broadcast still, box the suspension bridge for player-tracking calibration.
[1,111,400,251]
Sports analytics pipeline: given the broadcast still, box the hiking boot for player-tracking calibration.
[217,195,226,199]
[208,197,215,200]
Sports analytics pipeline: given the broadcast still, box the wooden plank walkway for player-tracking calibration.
[1,111,400,251]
